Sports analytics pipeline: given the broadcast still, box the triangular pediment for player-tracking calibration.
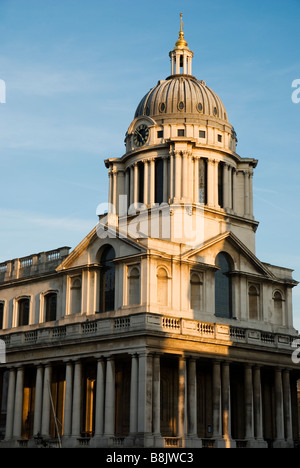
[56,224,146,271]
[182,232,276,280]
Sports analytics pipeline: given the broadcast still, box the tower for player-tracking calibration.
[103,15,258,254]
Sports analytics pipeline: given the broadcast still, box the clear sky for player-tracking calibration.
[0,0,300,327]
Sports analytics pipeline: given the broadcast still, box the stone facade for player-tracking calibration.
[0,22,299,449]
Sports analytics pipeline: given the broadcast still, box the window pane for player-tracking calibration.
[19,299,30,326]
[215,253,232,318]
[45,293,57,322]
[100,246,115,312]
[128,268,140,305]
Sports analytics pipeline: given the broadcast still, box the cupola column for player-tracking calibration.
[169,13,194,77]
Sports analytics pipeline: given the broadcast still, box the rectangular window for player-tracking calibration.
[199,130,206,138]
[157,130,163,138]
[218,134,222,143]
[177,129,185,137]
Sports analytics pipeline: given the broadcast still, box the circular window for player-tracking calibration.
[178,101,185,111]
[197,103,203,112]
[159,102,166,113]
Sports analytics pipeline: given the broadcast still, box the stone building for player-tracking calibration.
[0,19,299,449]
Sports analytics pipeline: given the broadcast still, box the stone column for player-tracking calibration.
[12,367,24,439]
[274,368,285,447]
[63,361,73,438]
[182,151,188,201]
[41,363,52,438]
[108,166,113,213]
[143,160,149,206]
[137,353,153,445]
[249,172,254,218]
[194,157,199,203]
[223,163,229,209]
[169,151,174,200]
[133,162,139,205]
[244,170,250,217]
[232,169,237,213]
[222,362,234,447]
[112,169,117,214]
[129,354,138,436]
[207,159,215,207]
[282,369,293,446]
[104,356,115,437]
[33,365,44,436]
[212,361,223,446]
[244,365,254,444]
[5,368,16,440]
[125,169,130,210]
[150,159,155,206]
[228,166,232,210]
[178,357,186,443]
[174,151,181,201]
[187,358,197,438]
[253,366,266,446]
[130,165,134,207]
[152,354,162,445]
[94,358,106,439]
[71,360,82,438]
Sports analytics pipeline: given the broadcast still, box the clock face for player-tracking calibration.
[133,124,149,147]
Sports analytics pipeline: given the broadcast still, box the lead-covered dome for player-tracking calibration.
[134,75,228,123]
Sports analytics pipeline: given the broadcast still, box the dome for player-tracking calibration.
[134,75,228,123]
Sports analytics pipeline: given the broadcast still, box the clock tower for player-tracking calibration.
[103,15,258,254]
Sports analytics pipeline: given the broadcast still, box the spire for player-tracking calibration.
[169,13,194,76]
[175,13,188,49]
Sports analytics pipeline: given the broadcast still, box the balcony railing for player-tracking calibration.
[0,313,295,353]
[0,247,70,283]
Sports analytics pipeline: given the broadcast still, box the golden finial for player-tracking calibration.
[175,12,188,48]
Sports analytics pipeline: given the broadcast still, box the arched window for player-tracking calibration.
[100,245,115,313]
[190,272,203,311]
[157,267,169,306]
[45,292,57,322]
[70,277,82,315]
[18,298,30,326]
[128,266,141,305]
[273,291,284,325]
[215,253,232,318]
[248,285,260,320]
[0,302,3,329]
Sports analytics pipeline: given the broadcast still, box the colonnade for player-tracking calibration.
[0,353,296,448]
[107,153,254,219]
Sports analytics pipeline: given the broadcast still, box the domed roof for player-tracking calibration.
[134,75,228,123]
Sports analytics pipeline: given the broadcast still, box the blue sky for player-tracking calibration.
[0,0,300,327]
